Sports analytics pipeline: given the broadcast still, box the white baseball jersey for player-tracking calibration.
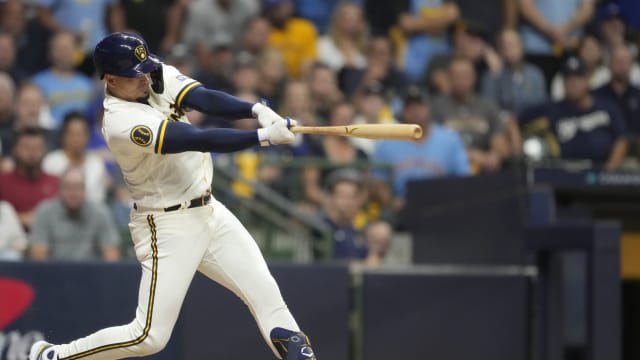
[102,64,212,209]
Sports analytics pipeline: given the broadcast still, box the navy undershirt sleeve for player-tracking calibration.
[160,121,259,154]
[181,86,254,119]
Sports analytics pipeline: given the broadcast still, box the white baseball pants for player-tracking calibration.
[53,198,299,360]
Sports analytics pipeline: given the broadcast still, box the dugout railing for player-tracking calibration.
[211,156,394,262]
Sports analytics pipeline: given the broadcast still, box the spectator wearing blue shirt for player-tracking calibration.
[371,88,470,211]
[520,56,628,169]
[519,0,595,83]
[481,29,547,115]
[32,31,95,128]
[35,0,125,75]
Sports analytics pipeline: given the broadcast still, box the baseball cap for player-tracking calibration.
[325,168,363,191]
[210,32,233,50]
[561,56,587,76]
[403,85,429,106]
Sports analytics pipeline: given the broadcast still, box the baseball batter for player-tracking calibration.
[29,32,316,360]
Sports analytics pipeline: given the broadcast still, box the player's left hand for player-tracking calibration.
[257,118,296,145]
[252,102,298,129]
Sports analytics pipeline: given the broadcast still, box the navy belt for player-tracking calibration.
[134,192,212,212]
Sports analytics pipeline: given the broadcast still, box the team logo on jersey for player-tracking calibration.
[134,45,147,62]
[130,125,153,147]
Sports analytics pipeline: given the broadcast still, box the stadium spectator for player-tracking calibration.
[352,83,397,156]
[1,82,56,172]
[519,0,595,82]
[316,168,368,262]
[307,62,344,123]
[182,0,259,72]
[236,16,272,63]
[371,88,469,212]
[425,20,496,95]
[0,200,27,260]
[8,83,56,150]
[302,102,368,207]
[0,0,49,75]
[0,32,28,85]
[431,58,510,172]
[193,32,235,92]
[43,112,109,203]
[15,82,55,130]
[119,0,189,55]
[596,2,630,54]
[363,220,393,268]
[551,35,611,100]
[0,127,58,230]
[354,82,396,125]
[29,167,121,262]
[232,60,261,95]
[317,2,368,72]
[278,81,318,178]
[396,0,459,82]
[35,0,125,75]
[594,45,640,138]
[520,56,628,169]
[279,80,316,128]
[481,29,548,115]
[32,31,95,128]
[256,48,288,110]
[265,0,318,79]
[342,36,409,102]
[593,2,640,85]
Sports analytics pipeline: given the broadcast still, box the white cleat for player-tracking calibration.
[29,340,57,360]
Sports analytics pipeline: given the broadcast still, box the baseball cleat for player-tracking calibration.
[271,327,317,360]
[29,340,57,360]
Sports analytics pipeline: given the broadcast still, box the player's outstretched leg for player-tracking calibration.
[270,328,317,360]
[197,201,317,358]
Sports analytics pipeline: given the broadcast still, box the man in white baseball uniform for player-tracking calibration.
[29,32,316,360]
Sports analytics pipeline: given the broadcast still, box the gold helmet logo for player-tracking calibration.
[134,45,147,62]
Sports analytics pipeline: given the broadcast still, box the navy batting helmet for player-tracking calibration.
[94,32,161,79]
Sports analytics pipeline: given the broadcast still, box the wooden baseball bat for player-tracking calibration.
[290,124,423,141]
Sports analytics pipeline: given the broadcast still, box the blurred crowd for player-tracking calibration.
[0,0,639,265]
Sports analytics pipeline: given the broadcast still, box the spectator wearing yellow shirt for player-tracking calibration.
[264,0,318,79]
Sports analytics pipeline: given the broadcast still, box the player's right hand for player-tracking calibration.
[257,118,296,145]
[252,102,295,128]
